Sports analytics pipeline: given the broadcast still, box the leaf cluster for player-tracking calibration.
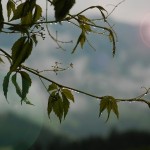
[99,96,119,122]
[3,71,32,105]
[7,0,42,24]
[47,83,74,122]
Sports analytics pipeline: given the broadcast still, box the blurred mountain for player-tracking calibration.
[0,112,45,150]
[0,112,150,150]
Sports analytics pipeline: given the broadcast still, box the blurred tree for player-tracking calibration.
[0,0,149,122]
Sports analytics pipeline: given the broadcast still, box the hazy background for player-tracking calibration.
[0,0,150,149]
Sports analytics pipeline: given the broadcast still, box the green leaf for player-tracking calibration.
[7,0,15,21]
[47,95,53,118]
[11,73,33,105]
[32,4,42,23]
[109,30,116,56]
[78,15,91,23]
[48,83,58,91]
[62,93,70,119]
[99,96,119,121]
[11,36,26,61]
[11,73,22,97]
[111,99,119,119]
[53,94,63,123]
[72,31,86,53]
[0,0,4,31]
[21,11,33,25]
[61,88,74,102]
[3,71,11,101]
[10,37,33,72]
[19,71,32,100]
[53,0,75,21]
[47,93,64,122]
[47,91,71,121]
[11,3,25,21]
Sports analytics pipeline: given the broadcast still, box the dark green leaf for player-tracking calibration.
[61,88,74,102]
[3,71,11,101]
[11,73,33,105]
[0,0,4,31]
[19,71,32,100]
[11,36,26,61]
[21,11,33,25]
[32,4,42,23]
[10,37,33,72]
[11,73,22,97]
[7,0,15,21]
[47,95,53,118]
[54,0,75,21]
[48,83,58,91]
[11,3,25,21]
[62,93,70,119]
[8,25,29,35]
[52,94,63,123]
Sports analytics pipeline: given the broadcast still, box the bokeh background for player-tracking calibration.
[0,0,150,149]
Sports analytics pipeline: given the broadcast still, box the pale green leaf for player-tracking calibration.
[62,88,74,102]
[78,15,91,23]
[80,24,92,33]
[72,32,86,53]
[48,83,58,91]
